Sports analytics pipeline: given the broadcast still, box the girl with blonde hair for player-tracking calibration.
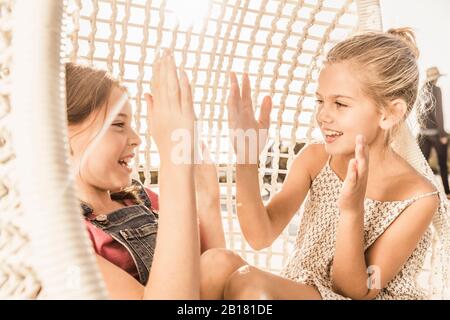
[200,28,450,300]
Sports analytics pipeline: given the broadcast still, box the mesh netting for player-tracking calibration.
[0,0,41,299]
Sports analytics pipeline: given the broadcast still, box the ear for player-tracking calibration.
[378,99,408,130]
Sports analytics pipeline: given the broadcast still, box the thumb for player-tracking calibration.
[144,93,153,117]
[258,95,272,129]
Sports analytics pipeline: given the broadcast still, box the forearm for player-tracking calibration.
[197,194,225,251]
[332,210,370,299]
[144,162,200,299]
[236,164,272,250]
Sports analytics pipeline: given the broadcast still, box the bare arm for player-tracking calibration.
[331,135,438,299]
[96,162,199,300]
[228,73,322,250]
[236,145,318,250]
[145,163,198,299]
[141,50,199,299]
[332,195,437,300]
[194,143,226,252]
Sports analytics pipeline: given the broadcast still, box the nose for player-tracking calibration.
[316,103,333,124]
[129,129,142,147]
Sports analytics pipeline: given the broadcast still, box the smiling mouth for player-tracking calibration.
[118,155,133,171]
[323,129,343,143]
[118,159,131,169]
[324,129,343,136]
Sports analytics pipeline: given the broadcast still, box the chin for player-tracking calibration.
[110,175,132,192]
[323,139,355,156]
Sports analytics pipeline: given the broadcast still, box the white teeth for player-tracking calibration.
[324,129,343,137]
[118,155,134,169]
[118,160,130,168]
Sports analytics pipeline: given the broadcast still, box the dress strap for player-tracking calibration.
[406,190,440,203]
[364,190,440,250]
[327,155,332,165]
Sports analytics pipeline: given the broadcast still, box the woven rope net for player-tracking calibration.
[1,0,448,299]
[0,0,41,299]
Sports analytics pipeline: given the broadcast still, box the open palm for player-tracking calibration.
[227,72,272,164]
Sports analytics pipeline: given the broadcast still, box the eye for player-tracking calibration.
[315,99,324,105]
[336,101,348,108]
[113,122,125,128]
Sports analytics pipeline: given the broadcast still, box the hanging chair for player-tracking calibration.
[0,0,448,299]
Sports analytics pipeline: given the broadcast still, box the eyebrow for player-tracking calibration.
[115,113,129,119]
[315,92,354,100]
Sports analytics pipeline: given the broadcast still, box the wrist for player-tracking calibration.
[159,149,195,166]
[197,195,220,209]
[236,163,259,170]
[160,160,193,172]
[337,198,364,215]
[338,207,364,219]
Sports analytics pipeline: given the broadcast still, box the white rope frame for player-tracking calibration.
[1,0,447,299]
[4,0,107,299]
[0,0,41,299]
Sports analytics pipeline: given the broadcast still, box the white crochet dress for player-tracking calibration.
[280,157,439,300]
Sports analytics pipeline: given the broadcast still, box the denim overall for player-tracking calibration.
[81,180,158,285]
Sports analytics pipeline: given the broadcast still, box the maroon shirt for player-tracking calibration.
[85,187,159,281]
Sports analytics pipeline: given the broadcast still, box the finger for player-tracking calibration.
[144,93,154,134]
[166,50,181,111]
[180,69,194,115]
[345,158,358,186]
[144,93,154,117]
[258,96,272,129]
[159,49,169,106]
[355,135,368,178]
[230,71,242,101]
[227,72,241,123]
[151,50,161,93]
[241,73,253,112]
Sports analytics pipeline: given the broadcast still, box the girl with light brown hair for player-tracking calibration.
[66,50,225,299]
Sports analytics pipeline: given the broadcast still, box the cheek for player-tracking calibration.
[342,108,379,133]
[81,137,124,175]
[325,110,380,155]
[81,148,130,189]
[79,149,113,183]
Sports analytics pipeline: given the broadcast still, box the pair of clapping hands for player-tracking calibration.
[144,48,272,165]
[145,49,369,215]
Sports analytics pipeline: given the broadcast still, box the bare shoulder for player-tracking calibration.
[393,167,437,197]
[293,143,329,180]
[387,160,439,211]
[394,171,439,229]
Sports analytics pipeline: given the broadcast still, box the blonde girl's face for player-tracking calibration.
[69,87,141,192]
[315,61,383,156]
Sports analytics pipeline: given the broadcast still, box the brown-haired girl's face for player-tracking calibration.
[68,86,141,192]
[315,62,383,155]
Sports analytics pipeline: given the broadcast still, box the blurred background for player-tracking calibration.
[382,0,450,174]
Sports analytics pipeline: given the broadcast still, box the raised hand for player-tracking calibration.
[227,72,272,164]
[337,135,370,213]
[145,49,195,163]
